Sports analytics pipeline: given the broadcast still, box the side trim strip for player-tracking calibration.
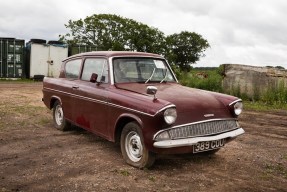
[153,128,245,148]
[44,87,174,117]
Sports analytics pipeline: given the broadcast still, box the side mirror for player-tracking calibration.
[146,86,157,100]
[90,73,98,83]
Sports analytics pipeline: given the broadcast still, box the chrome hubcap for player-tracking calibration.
[125,131,143,162]
[55,105,63,126]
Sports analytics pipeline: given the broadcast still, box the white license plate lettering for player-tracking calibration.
[193,139,225,153]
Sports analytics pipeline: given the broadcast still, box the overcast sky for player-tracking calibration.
[1,0,286,67]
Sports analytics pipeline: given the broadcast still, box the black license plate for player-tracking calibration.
[193,139,225,153]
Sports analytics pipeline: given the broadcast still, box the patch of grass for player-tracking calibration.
[261,80,287,105]
[148,175,156,182]
[119,170,130,176]
[0,101,48,130]
[0,78,34,83]
[11,105,44,115]
[178,68,223,93]
[264,163,287,179]
[244,101,287,111]
[39,117,51,125]
[259,172,272,180]
[112,169,131,176]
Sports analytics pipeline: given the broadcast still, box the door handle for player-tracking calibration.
[72,86,79,89]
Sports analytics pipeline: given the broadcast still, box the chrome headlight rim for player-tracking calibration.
[233,101,243,116]
[163,107,177,125]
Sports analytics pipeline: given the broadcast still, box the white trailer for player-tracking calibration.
[27,40,68,79]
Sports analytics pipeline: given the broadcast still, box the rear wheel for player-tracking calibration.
[120,122,155,168]
[52,101,71,131]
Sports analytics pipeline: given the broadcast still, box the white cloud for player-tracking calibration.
[0,0,286,68]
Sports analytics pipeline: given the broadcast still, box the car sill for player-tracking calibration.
[153,128,245,148]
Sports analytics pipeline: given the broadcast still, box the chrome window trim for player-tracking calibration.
[228,99,242,106]
[81,57,109,83]
[109,57,115,85]
[64,58,82,79]
[165,60,178,83]
[109,56,178,85]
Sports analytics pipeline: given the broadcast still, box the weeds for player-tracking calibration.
[177,67,287,110]
[148,175,156,182]
[178,68,223,92]
[111,169,131,176]
[261,81,287,105]
[0,78,34,83]
[264,163,287,179]
[120,170,130,176]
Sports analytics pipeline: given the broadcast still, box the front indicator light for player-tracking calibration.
[154,131,170,141]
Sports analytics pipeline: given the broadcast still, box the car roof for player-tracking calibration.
[64,51,164,61]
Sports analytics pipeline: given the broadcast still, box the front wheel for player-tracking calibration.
[120,122,155,168]
[52,101,71,131]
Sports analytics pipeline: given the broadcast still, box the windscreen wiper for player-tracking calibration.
[160,69,168,83]
[145,68,155,84]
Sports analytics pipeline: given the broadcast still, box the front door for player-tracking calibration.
[72,57,110,139]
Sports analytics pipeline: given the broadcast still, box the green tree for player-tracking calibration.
[59,14,166,54]
[165,31,210,71]
[60,14,210,70]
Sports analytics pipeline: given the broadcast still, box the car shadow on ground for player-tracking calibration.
[61,125,220,170]
[153,152,219,170]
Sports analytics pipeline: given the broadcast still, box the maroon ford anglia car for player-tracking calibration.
[42,51,244,168]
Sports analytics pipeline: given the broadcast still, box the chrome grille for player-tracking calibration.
[168,120,238,139]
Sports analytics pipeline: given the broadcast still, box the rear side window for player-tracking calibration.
[65,59,82,79]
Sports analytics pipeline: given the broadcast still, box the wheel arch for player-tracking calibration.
[50,96,62,109]
[114,113,143,144]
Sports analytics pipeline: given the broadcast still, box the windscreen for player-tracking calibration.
[113,58,176,83]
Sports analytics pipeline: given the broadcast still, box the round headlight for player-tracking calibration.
[234,102,243,116]
[164,108,177,125]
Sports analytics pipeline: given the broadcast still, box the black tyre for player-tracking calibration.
[120,122,155,168]
[52,101,71,131]
[33,75,45,81]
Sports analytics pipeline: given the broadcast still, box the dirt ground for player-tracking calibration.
[0,82,286,192]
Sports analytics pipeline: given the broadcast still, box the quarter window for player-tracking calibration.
[65,59,82,79]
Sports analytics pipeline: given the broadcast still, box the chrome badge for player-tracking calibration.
[204,114,214,117]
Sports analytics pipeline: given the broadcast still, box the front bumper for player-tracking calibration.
[153,128,244,148]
